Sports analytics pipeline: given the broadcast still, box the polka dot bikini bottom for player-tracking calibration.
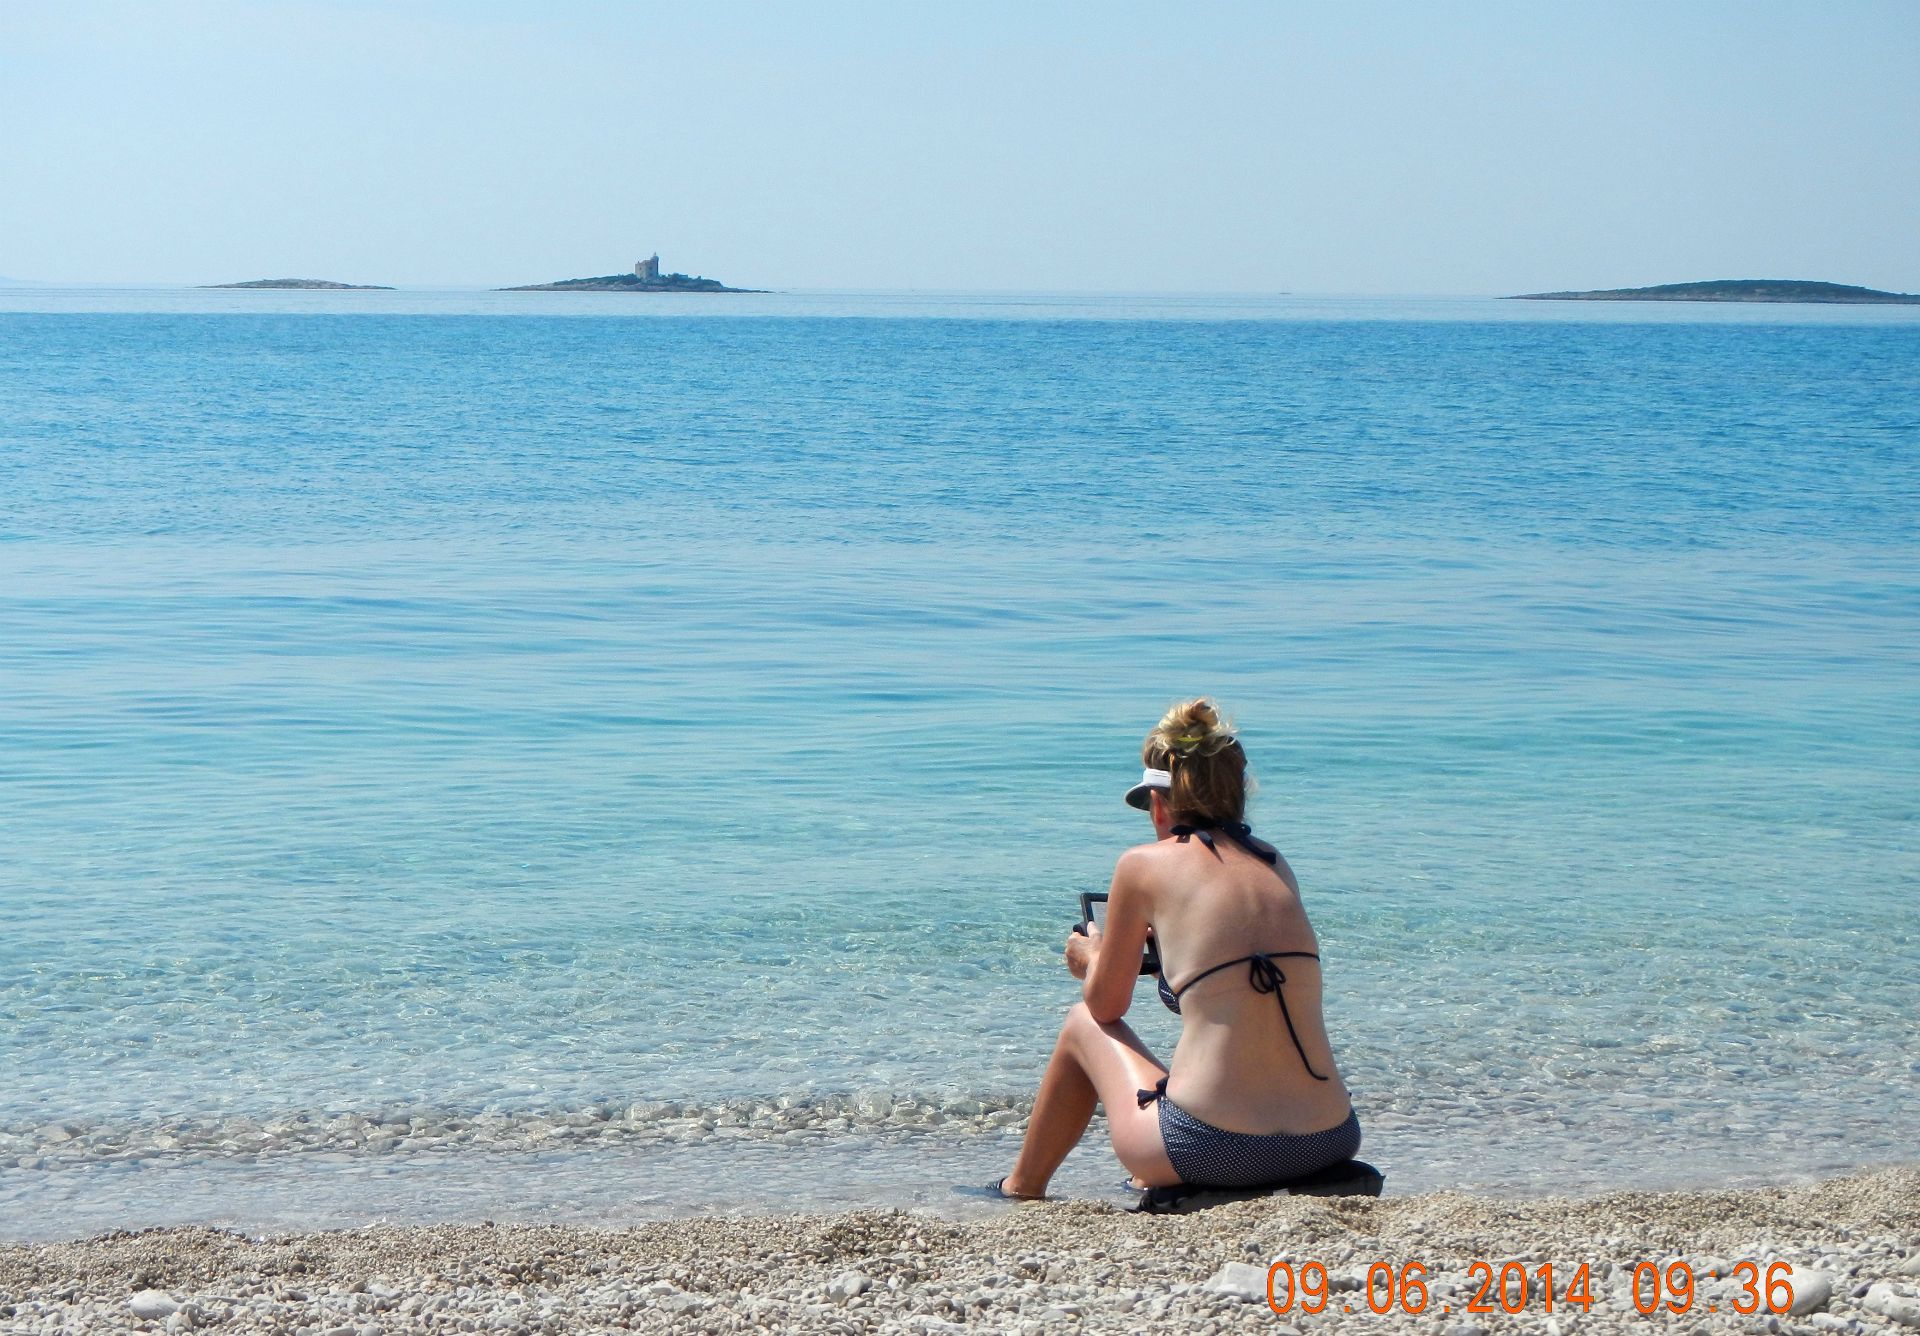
[1151,1087,1362,1189]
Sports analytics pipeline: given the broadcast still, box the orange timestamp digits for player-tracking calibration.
[1264,1260,1579,1318]
[1629,1260,1799,1316]
[1264,1258,1800,1317]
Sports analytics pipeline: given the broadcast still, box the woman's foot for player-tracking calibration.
[951,1176,1046,1201]
[996,1174,1047,1200]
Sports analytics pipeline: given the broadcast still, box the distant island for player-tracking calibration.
[204,278,394,290]
[501,253,761,293]
[1511,279,1919,304]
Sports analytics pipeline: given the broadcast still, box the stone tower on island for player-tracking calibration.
[635,254,661,281]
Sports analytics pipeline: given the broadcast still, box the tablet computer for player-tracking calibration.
[1078,891,1161,976]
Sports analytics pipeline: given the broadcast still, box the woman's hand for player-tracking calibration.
[1065,923,1101,980]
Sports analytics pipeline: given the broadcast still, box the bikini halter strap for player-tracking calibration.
[1169,820,1280,867]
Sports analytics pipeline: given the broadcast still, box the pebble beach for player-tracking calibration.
[4,1167,1916,1334]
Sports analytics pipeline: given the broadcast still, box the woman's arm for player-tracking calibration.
[1080,848,1154,1024]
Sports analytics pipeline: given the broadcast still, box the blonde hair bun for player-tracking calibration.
[1141,697,1250,824]
[1151,697,1237,758]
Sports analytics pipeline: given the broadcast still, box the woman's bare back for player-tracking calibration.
[1140,834,1354,1135]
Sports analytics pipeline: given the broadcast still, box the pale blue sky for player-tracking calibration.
[3,0,1915,292]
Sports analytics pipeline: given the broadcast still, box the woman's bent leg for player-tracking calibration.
[1003,1003,1180,1198]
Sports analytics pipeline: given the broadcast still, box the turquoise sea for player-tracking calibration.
[2,288,1916,1239]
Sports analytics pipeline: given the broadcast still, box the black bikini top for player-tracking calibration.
[1153,820,1330,1082]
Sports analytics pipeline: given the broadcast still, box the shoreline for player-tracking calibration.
[3,1167,1915,1333]
[7,1112,1902,1247]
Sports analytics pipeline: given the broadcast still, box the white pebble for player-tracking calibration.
[1201,1261,1268,1303]
[1790,1268,1836,1315]
[827,1271,872,1301]
[1864,1284,1920,1329]
[129,1291,181,1320]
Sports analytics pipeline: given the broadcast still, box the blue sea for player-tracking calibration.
[2,288,1916,1240]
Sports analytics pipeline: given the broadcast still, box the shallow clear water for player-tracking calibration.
[2,290,1916,1239]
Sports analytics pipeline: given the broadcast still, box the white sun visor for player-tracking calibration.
[1123,767,1172,810]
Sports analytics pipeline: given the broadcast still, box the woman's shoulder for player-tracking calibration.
[1112,838,1182,893]
[1116,837,1182,871]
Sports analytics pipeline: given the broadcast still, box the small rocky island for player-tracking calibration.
[204,278,394,290]
[501,254,761,293]
[1512,279,1919,304]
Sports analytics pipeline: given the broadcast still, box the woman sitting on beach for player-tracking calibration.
[1000,698,1360,1198]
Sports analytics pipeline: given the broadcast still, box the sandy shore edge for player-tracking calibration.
[3,1166,1917,1333]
